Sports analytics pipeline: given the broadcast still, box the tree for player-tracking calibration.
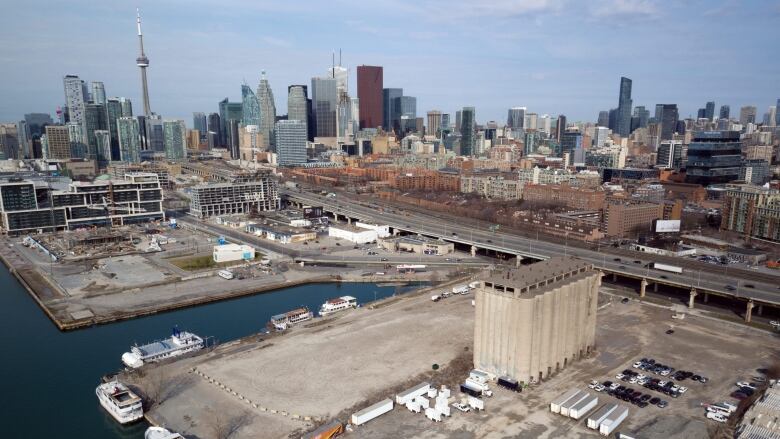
[204,407,251,439]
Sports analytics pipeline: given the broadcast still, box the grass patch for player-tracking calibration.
[167,252,265,271]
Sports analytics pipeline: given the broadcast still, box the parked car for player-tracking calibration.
[452,402,470,412]
[658,400,668,408]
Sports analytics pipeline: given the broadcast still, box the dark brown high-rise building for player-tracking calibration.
[357,65,383,130]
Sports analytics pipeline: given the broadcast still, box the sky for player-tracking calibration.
[1,0,779,126]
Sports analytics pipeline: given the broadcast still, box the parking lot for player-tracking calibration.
[355,293,780,439]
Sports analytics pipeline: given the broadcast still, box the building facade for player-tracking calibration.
[474,257,599,383]
[189,171,280,218]
[721,184,780,243]
[275,120,308,167]
[357,65,383,130]
[257,72,277,149]
[312,77,337,138]
[685,131,742,186]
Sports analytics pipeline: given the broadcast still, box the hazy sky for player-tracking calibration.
[1,0,779,125]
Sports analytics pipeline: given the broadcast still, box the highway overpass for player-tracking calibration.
[285,190,780,321]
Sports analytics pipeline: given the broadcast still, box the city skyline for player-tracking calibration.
[1,0,779,124]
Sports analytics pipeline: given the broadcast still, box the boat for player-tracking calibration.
[269,307,314,331]
[145,426,184,439]
[319,296,358,316]
[95,380,143,424]
[122,327,205,369]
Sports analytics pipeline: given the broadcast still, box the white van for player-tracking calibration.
[218,270,234,280]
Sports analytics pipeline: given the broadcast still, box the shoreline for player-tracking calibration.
[0,245,461,331]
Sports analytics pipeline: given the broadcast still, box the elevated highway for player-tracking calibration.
[286,190,780,321]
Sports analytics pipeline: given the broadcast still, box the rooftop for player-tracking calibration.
[482,256,594,298]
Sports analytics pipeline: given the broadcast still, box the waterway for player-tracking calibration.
[0,266,425,438]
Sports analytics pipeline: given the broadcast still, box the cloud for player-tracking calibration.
[590,0,659,18]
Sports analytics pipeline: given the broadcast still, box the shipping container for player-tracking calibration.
[569,393,598,420]
[560,392,589,417]
[424,407,442,422]
[301,420,344,439]
[498,376,520,392]
[599,405,629,436]
[550,388,581,414]
[587,403,618,430]
[351,399,393,426]
[396,382,431,405]
[460,383,482,397]
[651,262,683,273]
[469,370,489,384]
[468,396,484,411]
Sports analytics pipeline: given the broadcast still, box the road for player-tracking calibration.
[285,190,780,307]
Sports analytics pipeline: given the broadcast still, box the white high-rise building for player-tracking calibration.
[539,114,552,135]
[593,126,609,148]
[91,81,106,105]
[287,85,308,135]
[163,120,186,160]
[256,71,277,149]
[327,65,348,94]
[275,120,308,167]
[63,75,87,126]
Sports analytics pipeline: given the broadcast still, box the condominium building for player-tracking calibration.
[721,184,780,243]
[474,257,599,383]
[0,173,164,235]
[602,199,663,237]
[189,170,280,218]
[522,184,606,211]
[460,175,524,200]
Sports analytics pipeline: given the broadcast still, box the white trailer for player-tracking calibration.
[587,403,618,430]
[396,383,431,405]
[550,388,582,414]
[416,396,430,409]
[599,405,629,436]
[569,393,598,420]
[405,401,421,413]
[452,285,470,294]
[427,388,438,398]
[468,396,484,411]
[469,370,490,384]
[425,407,442,422]
[560,392,589,417]
[351,399,393,426]
[439,405,451,417]
[439,386,451,399]
[651,262,683,274]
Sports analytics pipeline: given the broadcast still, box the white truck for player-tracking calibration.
[452,285,470,295]
[351,399,393,426]
[651,262,683,274]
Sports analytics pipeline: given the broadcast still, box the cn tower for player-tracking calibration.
[136,8,152,116]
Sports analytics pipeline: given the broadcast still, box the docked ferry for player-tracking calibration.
[145,427,184,439]
[319,296,358,316]
[269,307,314,331]
[95,380,144,424]
[121,327,205,369]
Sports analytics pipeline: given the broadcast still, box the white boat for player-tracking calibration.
[122,327,205,369]
[269,307,314,331]
[319,296,358,316]
[96,380,143,424]
[145,426,184,439]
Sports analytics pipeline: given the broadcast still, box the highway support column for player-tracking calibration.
[653,282,658,292]
[471,245,477,257]
[703,293,709,304]
[640,278,648,298]
[515,256,523,267]
[688,288,698,309]
[745,300,754,323]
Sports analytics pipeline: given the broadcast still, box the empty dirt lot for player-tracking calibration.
[135,284,779,439]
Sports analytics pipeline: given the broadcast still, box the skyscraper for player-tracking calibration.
[94,130,111,165]
[106,99,123,160]
[382,88,402,132]
[719,105,730,120]
[256,72,277,149]
[776,99,780,126]
[91,81,106,105]
[207,113,221,149]
[119,97,133,117]
[555,115,567,142]
[311,77,337,137]
[633,106,649,129]
[739,106,757,125]
[658,104,678,140]
[66,122,86,158]
[357,65,383,129]
[241,85,261,127]
[327,64,348,93]
[656,140,683,169]
[685,131,742,186]
[193,112,207,135]
[705,101,715,120]
[441,113,451,131]
[0,124,19,160]
[163,120,186,160]
[597,111,609,127]
[427,110,442,137]
[219,98,243,147]
[393,96,416,135]
[460,107,475,156]
[24,113,53,138]
[146,118,164,152]
[287,85,309,133]
[507,107,526,129]
[616,77,632,136]
[275,120,308,167]
[117,117,141,162]
[135,9,152,116]
[44,125,70,160]
[84,103,107,159]
[63,75,87,126]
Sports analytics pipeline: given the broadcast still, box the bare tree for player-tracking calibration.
[204,407,251,439]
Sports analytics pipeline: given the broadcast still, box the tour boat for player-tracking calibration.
[122,327,205,368]
[319,296,358,316]
[269,307,314,331]
[95,380,143,424]
[145,426,184,439]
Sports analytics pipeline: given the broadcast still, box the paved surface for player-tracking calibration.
[285,190,780,305]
